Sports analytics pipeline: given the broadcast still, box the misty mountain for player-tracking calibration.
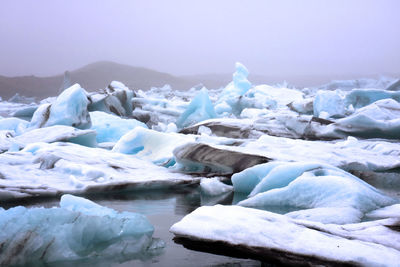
[0,61,231,100]
[1,61,396,101]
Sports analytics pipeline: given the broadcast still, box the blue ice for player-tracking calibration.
[90,111,147,143]
[0,117,28,135]
[215,62,252,115]
[234,162,397,223]
[30,84,91,129]
[0,194,160,266]
[176,87,217,129]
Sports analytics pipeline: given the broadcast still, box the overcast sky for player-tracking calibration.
[0,0,399,78]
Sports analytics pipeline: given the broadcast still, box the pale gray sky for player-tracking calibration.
[0,0,399,77]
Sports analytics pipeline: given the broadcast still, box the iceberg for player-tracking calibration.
[215,62,252,116]
[234,161,396,223]
[176,87,217,129]
[0,194,162,266]
[321,98,400,139]
[0,100,37,118]
[250,85,304,108]
[131,88,188,128]
[88,81,134,117]
[313,90,347,118]
[287,97,314,115]
[231,162,283,194]
[386,79,400,91]
[29,103,52,128]
[233,63,251,93]
[30,84,91,129]
[0,117,29,135]
[242,134,400,174]
[11,105,38,120]
[90,111,147,143]
[312,88,400,119]
[200,177,233,196]
[170,205,400,266]
[365,203,400,220]
[59,70,72,93]
[316,77,395,91]
[180,113,332,141]
[0,125,97,152]
[180,118,260,139]
[0,142,197,200]
[8,93,36,104]
[345,88,400,109]
[112,127,195,165]
[173,142,270,174]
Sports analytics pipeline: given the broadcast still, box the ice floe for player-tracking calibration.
[112,127,195,165]
[0,125,97,152]
[0,142,198,200]
[320,98,400,139]
[0,117,29,135]
[233,161,396,223]
[170,205,400,266]
[200,177,233,196]
[242,134,400,174]
[173,142,270,175]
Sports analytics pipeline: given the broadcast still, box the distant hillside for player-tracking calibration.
[1,61,398,100]
[0,61,228,99]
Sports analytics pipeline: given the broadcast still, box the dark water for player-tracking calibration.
[3,187,267,267]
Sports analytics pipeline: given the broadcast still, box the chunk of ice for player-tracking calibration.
[170,205,400,266]
[90,111,147,143]
[30,84,91,129]
[0,194,161,266]
[234,161,396,223]
[176,88,217,129]
[200,178,233,196]
[112,127,195,165]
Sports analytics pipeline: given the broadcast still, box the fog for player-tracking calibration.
[0,0,399,79]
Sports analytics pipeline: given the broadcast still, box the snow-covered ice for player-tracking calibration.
[0,117,29,135]
[313,90,347,118]
[233,161,396,223]
[112,127,195,165]
[200,177,233,196]
[321,98,400,139]
[0,125,97,152]
[242,135,400,174]
[0,142,198,200]
[170,205,400,266]
[173,142,270,175]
